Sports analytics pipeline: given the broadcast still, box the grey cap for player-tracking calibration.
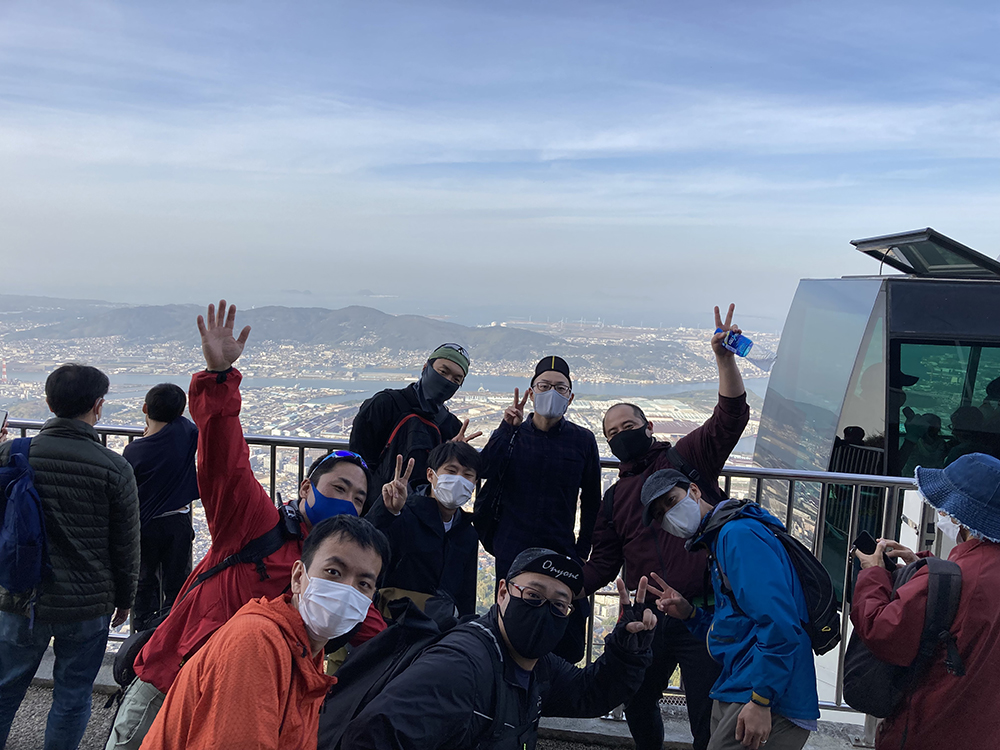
[640,469,691,527]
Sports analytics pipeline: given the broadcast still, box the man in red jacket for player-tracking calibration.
[582,304,751,750]
[853,452,1000,749]
[106,300,386,750]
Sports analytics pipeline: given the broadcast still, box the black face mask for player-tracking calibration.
[418,366,460,407]
[500,596,568,660]
[608,426,653,464]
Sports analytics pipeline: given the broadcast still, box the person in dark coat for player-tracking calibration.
[853,452,1000,750]
[0,364,139,750]
[479,355,602,663]
[366,440,481,617]
[123,383,199,631]
[350,343,478,512]
[340,548,657,750]
[582,304,751,750]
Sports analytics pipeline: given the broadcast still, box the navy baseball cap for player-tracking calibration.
[506,547,583,594]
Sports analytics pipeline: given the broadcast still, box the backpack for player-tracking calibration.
[318,599,508,750]
[112,502,303,688]
[843,556,965,718]
[696,500,841,656]
[0,438,51,622]
[374,390,444,483]
[472,428,518,555]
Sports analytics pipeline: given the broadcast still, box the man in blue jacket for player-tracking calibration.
[644,470,818,750]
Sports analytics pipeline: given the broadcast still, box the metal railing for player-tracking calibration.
[8,418,918,715]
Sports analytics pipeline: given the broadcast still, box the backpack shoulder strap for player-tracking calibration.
[388,388,414,414]
[919,557,965,676]
[184,505,302,598]
[667,446,723,505]
[463,620,512,746]
[10,437,31,462]
[601,484,616,526]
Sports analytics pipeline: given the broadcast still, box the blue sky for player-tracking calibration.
[1,1,998,330]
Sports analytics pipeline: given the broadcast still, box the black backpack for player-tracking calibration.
[472,428,518,556]
[695,500,842,656]
[318,599,508,749]
[843,556,965,718]
[112,503,303,688]
[369,391,445,506]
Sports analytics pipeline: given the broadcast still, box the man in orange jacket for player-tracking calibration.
[141,513,389,750]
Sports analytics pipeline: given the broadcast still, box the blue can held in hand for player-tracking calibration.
[715,328,754,357]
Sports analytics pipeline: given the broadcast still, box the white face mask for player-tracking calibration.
[297,573,371,643]
[660,494,704,539]
[936,512,961,544]
[533,388,570,419]
[433,472,475,510]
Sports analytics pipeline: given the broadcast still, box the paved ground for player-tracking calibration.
[9,685,865,749]
[6,687,117,750]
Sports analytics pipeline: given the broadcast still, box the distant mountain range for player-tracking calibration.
[0,295,558,361]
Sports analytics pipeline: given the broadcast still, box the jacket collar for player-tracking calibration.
[407,486,469,534]
[618,439,672,477]
[39,417,102,443]
[525,413,565,435]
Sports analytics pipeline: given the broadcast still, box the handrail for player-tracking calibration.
[7,418,917,716]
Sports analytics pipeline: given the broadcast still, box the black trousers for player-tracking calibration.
[625,612,722,750]
[133,512,194,632]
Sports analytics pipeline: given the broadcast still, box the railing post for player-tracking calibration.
[269,444,278,503]
[784,480,796,532]
[298,446,306,487]
[585,593,596,666]
[813,483,829,559]
[724,474,732,498]
[835,483,863,706]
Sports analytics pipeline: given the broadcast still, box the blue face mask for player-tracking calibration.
[304,482,358,525]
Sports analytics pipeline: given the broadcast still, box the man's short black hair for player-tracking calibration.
[307,452,372,496]
[301,515,390,578]
[45,363,110,419]
[428,440,481,477]
[602,402,649,436]
[145,383,187,423]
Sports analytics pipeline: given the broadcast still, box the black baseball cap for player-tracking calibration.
[506,547,583,594]
[531,356,572,389]
[640,469,691,527]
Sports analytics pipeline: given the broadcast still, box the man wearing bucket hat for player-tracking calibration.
[852,452,1000,749]
[350,343,480,513]
[341,547,657,750]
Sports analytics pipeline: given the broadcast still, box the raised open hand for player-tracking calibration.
[616,577,657,633]
[503,388,530,427]
[711,303,742,359]
[452,419,484,444]
[647,571,694,620]
[197,300,251,371]
[382,454,414,514]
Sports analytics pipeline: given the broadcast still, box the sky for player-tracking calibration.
[1,1,999,331]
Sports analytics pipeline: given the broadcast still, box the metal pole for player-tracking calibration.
[298,446,306,487]
[585,594,596,666]
[835,484,863,706]
[724,475,732,497]
[754,477,763,505]
[269,444,278,503]
[814,483,829,559]
[784,480,796,532]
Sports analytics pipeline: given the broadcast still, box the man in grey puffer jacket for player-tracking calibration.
[0,363,139,750]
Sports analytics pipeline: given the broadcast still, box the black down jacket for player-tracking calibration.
[0,418,140,622]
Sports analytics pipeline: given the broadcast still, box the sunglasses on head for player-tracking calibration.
[309,450,368,478]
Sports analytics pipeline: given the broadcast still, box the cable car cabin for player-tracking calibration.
[753,228,1000,599]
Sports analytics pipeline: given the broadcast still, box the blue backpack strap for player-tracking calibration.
[9,437,31,463]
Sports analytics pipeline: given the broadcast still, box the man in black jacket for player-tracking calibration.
[350,343,479,513]
[367,441,481,616]
[123,383,199,631]
[340,548,656,750]
[0,363,139,750]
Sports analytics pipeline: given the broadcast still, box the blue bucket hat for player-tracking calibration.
[915,453,1000,543]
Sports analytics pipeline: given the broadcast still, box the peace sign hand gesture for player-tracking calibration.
[382,454,414,515]
[503,388,530,428]
[711,303,742,359]
[452,419,484,444]
[646,572,695,621]
[197,299,252,371]
[616,577,658,633]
